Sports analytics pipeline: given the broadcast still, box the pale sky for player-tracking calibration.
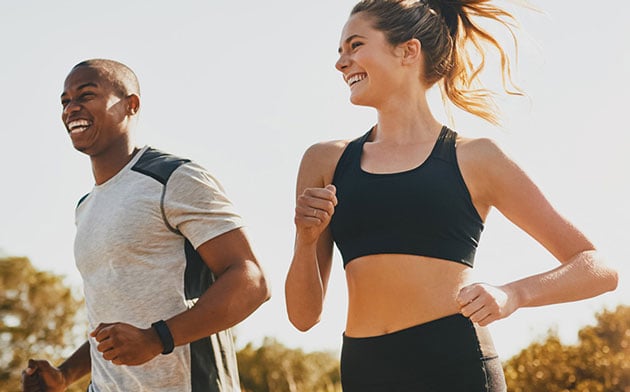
[1,1,628,360]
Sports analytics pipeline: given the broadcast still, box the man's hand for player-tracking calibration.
[22,359,67,392]
[91,322,163,366]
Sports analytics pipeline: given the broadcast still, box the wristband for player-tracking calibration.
[151,320,174,355]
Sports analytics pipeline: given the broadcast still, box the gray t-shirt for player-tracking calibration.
[75,146,243,391]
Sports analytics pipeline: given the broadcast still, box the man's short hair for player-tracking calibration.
[73,59,140,98]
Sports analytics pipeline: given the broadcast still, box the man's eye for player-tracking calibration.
[61,100,69,107]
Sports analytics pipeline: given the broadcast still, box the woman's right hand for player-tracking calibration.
[294,184,337,243]
[22,359,67,392]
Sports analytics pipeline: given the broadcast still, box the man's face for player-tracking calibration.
[60,66,130,156]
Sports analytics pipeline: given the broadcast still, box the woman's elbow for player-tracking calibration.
[580,250,618,295]
[603,267,619,293]
[286,298,321,332]
[594,255,619,293]
[288,313,320,332]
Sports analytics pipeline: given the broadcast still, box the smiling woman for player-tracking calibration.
[284,0,618,391]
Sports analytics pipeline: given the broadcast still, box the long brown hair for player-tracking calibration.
[351,0,524,125]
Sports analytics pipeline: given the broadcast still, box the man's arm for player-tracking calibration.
[91,227,270,365]
[167,227,270,345]
[22,341,91,392]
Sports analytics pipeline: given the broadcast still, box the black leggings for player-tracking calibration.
[340,314,507,391]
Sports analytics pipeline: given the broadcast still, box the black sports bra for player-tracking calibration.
[329,126,484,269]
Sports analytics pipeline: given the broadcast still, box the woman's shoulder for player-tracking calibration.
[297,139,353,188]
[301,139,352,167]
[455,133,512,167]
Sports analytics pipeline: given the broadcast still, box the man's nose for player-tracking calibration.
[63,100,81,116]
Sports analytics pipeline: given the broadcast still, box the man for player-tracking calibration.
[22,59,270,391]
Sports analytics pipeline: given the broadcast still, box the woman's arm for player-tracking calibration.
[285,141,344,331]
[456,138,618,326]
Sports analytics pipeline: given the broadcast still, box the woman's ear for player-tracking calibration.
[400,38,422,65]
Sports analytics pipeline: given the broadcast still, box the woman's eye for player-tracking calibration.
[351,42,363,50]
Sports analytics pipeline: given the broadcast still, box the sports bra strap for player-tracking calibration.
[430,126,456,163]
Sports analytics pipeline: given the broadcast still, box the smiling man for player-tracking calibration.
[21,59,270,392]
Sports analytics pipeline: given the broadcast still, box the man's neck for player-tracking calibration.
[91,144,141,185]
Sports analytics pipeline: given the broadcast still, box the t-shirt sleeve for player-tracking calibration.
[162,162,244,249]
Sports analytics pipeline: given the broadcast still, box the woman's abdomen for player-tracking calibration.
[344,254,472,337]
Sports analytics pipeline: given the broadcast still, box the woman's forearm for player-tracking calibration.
[506,250,618,309]
[285,240,328,331]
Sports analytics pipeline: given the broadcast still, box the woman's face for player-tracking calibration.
[335,12,407,108]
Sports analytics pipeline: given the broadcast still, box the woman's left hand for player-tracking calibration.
[456,283,519,326]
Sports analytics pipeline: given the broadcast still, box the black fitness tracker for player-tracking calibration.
[151,320,174,355]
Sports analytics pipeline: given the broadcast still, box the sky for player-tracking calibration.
[1,1,628,360]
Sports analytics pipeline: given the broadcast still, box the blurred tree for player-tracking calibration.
[237,337,341,392]
[504,305,630,392]
[0,256,89,392]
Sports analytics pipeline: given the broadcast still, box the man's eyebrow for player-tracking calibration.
[338,34,365,54]
[61,82,99,98]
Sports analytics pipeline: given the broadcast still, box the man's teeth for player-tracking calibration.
[67,120,91,133]
[348,74,366,86]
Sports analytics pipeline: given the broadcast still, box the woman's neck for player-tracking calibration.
[373,94,442,143]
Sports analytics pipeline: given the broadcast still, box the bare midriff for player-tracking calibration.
[344,254,472,337]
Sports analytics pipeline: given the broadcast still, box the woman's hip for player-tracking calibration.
[340,313,506,391]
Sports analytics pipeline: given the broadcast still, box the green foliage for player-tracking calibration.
[0,256,89,392]
[504,305,630,392]
[237,337,342,392]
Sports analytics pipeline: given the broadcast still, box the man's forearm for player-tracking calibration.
[58,340,91,385]
[168,260,270,346]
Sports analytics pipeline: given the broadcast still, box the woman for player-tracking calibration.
[285,0,618,390]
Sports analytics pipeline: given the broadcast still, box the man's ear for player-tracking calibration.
[127,94,140,115]
[400,38,422,65]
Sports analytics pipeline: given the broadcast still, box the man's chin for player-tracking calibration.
[71,142,91,155]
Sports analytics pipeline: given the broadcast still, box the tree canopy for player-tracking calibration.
[0,256,89,392]
[504,305,630,391]
[237,337,341,392]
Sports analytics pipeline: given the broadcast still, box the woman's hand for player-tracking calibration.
[294,184,337,243]
[457,283,519,326]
